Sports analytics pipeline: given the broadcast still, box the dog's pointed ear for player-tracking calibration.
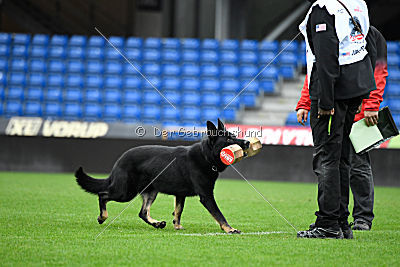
[206,121,217,140]
[217,118,226,131]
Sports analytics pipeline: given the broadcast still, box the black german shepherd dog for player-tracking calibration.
[75,119,249,234]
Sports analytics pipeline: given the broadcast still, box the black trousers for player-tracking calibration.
[350,146,374,225]
[310,97,363,228]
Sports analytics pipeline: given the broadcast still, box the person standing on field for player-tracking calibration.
[296,0,376,239]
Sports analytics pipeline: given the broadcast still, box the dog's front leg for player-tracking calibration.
[199,195,240,234]
[172,196,185,230]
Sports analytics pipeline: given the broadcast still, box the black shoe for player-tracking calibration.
[351,219,371,231]
[297,227,344,239]
[339,221,353,239]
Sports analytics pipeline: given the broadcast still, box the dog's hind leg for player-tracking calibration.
[139,190,166,229]
[172,196,185,230]
[97,191,109,224]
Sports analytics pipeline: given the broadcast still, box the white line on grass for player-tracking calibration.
[178,231,288,236]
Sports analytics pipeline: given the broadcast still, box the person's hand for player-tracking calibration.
[364,111,379,126]
[318,108,334,118]
[297,109,309,126]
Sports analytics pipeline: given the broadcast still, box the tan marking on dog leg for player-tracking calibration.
[102,210,108,220]
[173,197,185,230]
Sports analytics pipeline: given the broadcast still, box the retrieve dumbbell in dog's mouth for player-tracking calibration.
[220,137,262,165]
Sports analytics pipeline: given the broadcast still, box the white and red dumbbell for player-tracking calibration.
[220,137,262,165]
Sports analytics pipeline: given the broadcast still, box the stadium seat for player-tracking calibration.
[181,38,200,50]
[103,89,122,103]
[66,74,84,88]
[200,64,219,77]
[181,64,200,77]
[240,40,258,51]
[220,39,239,51]
[32,34,49,46]
[30,46,48,58]
[279,65,296,79]
[126,37,143,49]
[142,105,161,120]
[260,80,276,93]
[104,76,122,89]
[182,78,200,92]
[220,79,240,93]
[240,92,257,107]
[259,52,276,65]
[5,100,22,116]
[122,104,141,121]
[9,73,26,86]
[388,55,400,68]
[144,37,162,49]
[85,75,103,88]
[162,49,180,63]
[69,35,87,47]
[7,86,24,100]
[142,77,161,90]
[24,101,42,116]
[12,45,28,58]
[200,50,219,63]
[162,77,181,91]
[143,63,161,76]
[0,33,11,45]
[109,36,124,48]
[259,41,278,52]
[86,47,104,60]
[125,48,142,62]
[182,106,201,122]
[50,35,68,47]
[280,40,298,52]
[44,102,62,117]
[162,38,180,49]
[48,60,65,73]
[45,88,63,102]
[85,88,102,103]
[67,60,84,73]
[143,49,161,62]
[123,62,142,76]
[221,107,236,121]
[201,92,220,106]
[201,79,220,92]
[86,60,104,74]
[124,76,142,89]
[28,73,46,87]
[220,65,239,78]
[64,103,82,119]
[220,51,238,64]
[29,59,46,73]
[239,51,257,65]
[201,39,219,50]
[142,90,162,105]
[88,36,105,47]
[221,93,240,108]
[0,44,9,58]
[10,58,27,72]
[388,99,400,112]
[105,48,121,61]
[201,107,220,122]
[48,46,66,59]
[105,61,123,75]
[240,65,258,79]
[162,106,180,121]
[25,87,43,101]
[163,90,181,105]
[386,83,400,97]
[84,103,102,120]
[387,41,399,54]
[260,66,279,80]
[241,79,260,94]
[123,89,141,104]
[280,52,298,66]
[182,91,200,106]
[0,86,4,100]
[13,33,30,46]
[68,47,85,59]
[162,64,181,76]
[388,70,400,82]
[181,50,200,63]
[393,114,400,127]
[64,88,83,103]
[285,112,299,126]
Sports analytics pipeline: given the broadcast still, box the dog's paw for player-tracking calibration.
[227,228,241,234]
[97,216,105,224]
[153,221,167,229]
[174,224,185,230]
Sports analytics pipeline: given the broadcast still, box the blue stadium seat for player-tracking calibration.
[221,93,239,108]
[124,76,142,89]
[84,103,102,120]
[0,86,4,100]
[200,50,219,63]
[181,64,200,77]
[386,83,400,97]
[142,105,161,120]
[50,35,68,47]
[220,65,239,78]
[182,91,200,106]
[105,48,120,61]
[64,103,82,119]
[387,41,399,54]
[86,60,104,74]
[123,62,142,76]
[123,89,141,104]
[5,100,22,116]
[64,88,83,102]
[162,49,180,63]
[222,107,236,121]
[393,114,400,127]
[109,36,124,48]
[86,47,104,60]
[162,106,180,121]
[240,65,258,78]
[143,63,161,76]
[279,65,296,79]
[260,80,276,93]
[30,46,47,58]
[240,92,257,107]
[280,52,298,66]
[162,77,181,91]
[48,60,65,73]
[122,104,141,121]
[259,41,278,52]
[240,40,258,51]
[239,51,257,65]
[201,107,220,122]
[12,45,28,58]
[125,48,142,62]
[45,88,63,102]
[105,61,123,75]
[162,64,181,76]
[44,102,62,117]
[220,39,239,51]
[143,49,161,62]
[7,86,24,100]
[144,38,162,49]
[103,89,122,103]
[0,44,10,57]
[28,73,46,87]
[388,99,400,112]
[10,58,27,72]
[13,33,30,46]
[29,59,46,73]
[0,33,11,44]
[126,37,143,49]
[67,60,84,73]
[240,79,260,94]
[201,39,219,50]
[104,76,122,89]
[280,40,298,52]
[220,51,238,64]
[285,112,299,126]
[66,74,84,88]
[85,88,102,103]
[259,52,276,65]
[182,78,200,91]
[142,90,162,105]
[181,50,200,63]
[48,46,66,59]
[25,87,43,101]
[47,74,64,87]
[260,66,279,80]
[201,92,220,106]
[0,71,6,86]
[88,36,105,47]
[32,34,49,46]
[24,101,42,116]
[220,79,240,93]
[182,106,201,122]
[9,73,26,86]
[163,90,181,105]
[200,64,219,77]
[163,38,180,49]
[181,38,200,50]
[68,47,85,59]
[69,35,87,47]
[201,79,220,92]
[142,77,161,90]
[388,55,400,68]
[388,70,400,82]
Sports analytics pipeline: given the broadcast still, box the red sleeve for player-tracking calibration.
[296,75,311,111]
[364,61,387,111]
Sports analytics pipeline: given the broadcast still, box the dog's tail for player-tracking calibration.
[75,167,108,194]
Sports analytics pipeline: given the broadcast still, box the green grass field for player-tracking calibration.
[1,172,399,266]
